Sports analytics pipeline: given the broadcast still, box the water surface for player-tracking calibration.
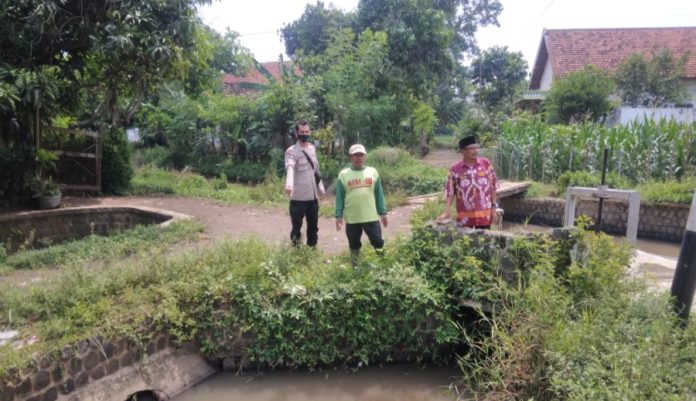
[173,364,463,401]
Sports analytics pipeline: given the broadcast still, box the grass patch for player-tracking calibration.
[0,220,203,272]
[431,134,457,149]
[524,181,557,198]
[367,147,448,196]
[636,177,696,204]
[131,165,287,206]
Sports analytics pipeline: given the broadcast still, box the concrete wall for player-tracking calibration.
[539,58,553,91]
[0,206,188,252]
[501,196,689,242]
[613,106,696,125]
[0,334,215,401]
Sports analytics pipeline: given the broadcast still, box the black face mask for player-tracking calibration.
[298,134,310,142]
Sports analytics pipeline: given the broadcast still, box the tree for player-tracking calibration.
[281,2,355,57]
[614,49,690,107]
[356,0,500,98]
[0,0,212,143]
[470,46,528,112]
[299,28,412,149]
[543,65,616,124]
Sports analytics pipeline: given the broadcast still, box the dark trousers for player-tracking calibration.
[289,199,319,246]
[345,221,384,250]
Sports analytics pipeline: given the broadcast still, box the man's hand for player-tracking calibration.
[380,215,388,228]
[285,186,293,196]
[336,218,343,231]
[490,206,498,224]
[436,210,451,221]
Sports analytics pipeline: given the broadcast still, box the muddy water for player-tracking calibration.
[172,365,463,401]
[500,221,681,259]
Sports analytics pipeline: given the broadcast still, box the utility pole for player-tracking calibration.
[670,190,696,323]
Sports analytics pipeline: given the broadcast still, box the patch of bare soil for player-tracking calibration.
[61,196,421,256]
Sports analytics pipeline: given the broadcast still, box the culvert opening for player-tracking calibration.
[127,390,161,401]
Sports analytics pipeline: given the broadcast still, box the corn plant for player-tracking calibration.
[495,116,696,184]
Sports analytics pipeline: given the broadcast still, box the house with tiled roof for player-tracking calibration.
[526,27,696,103]
[222,60,298,96]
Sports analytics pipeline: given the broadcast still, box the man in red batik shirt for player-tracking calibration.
[437,136,498,229]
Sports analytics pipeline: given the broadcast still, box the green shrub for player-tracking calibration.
[211,173,229,190]
[196,158,268,184]
[0,143,35,204]
[368,147,447,196]
[131,166,286,205]
[0,237,454,375]
[556,171,630,195]
[136,146,169,167]
[101,128,133,194]
[524,181,556,198]
[636,177,696,204]
[458,227,696,401]
[0,244,7,264]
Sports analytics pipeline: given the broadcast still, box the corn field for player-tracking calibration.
[492,117,696,184]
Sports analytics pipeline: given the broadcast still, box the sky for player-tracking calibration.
[198,0,696,71]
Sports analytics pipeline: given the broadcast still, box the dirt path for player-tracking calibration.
[62,196,422,256]
[419,148,459,169]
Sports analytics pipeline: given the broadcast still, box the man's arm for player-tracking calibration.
[489,164,498,222]
[335,176,345,231]
[437,172,455,220]
[374,175,388,227]
[284,148,296,195]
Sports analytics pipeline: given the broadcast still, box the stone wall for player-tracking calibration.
[0,334,214,401]
[500,196,689,242]
[0,207,179,252]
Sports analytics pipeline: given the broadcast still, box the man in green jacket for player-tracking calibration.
[335,144,388,265]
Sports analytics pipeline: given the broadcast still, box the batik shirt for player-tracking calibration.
[444,157,498,227]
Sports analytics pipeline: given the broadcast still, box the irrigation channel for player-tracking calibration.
[172,365,463,401]
[169,222,681,401]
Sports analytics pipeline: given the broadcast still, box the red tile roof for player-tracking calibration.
[529,27,696,89]
[222,61,299,96]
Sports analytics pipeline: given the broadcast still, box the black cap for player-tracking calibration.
[458,136,477,150]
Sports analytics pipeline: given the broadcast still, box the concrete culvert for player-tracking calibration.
[127,390,161,401]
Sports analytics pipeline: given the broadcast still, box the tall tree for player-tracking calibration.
[281,2,355,58]
[470,46,528,112]
[356,0,501,97]
[614,49,690,107]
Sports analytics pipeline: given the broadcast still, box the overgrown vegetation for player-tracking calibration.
[1,209,695,400]
[458,226,696,400]
[130,146,447,210]
[130,165,287,205]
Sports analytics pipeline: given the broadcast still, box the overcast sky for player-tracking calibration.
[198,0,696,71]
